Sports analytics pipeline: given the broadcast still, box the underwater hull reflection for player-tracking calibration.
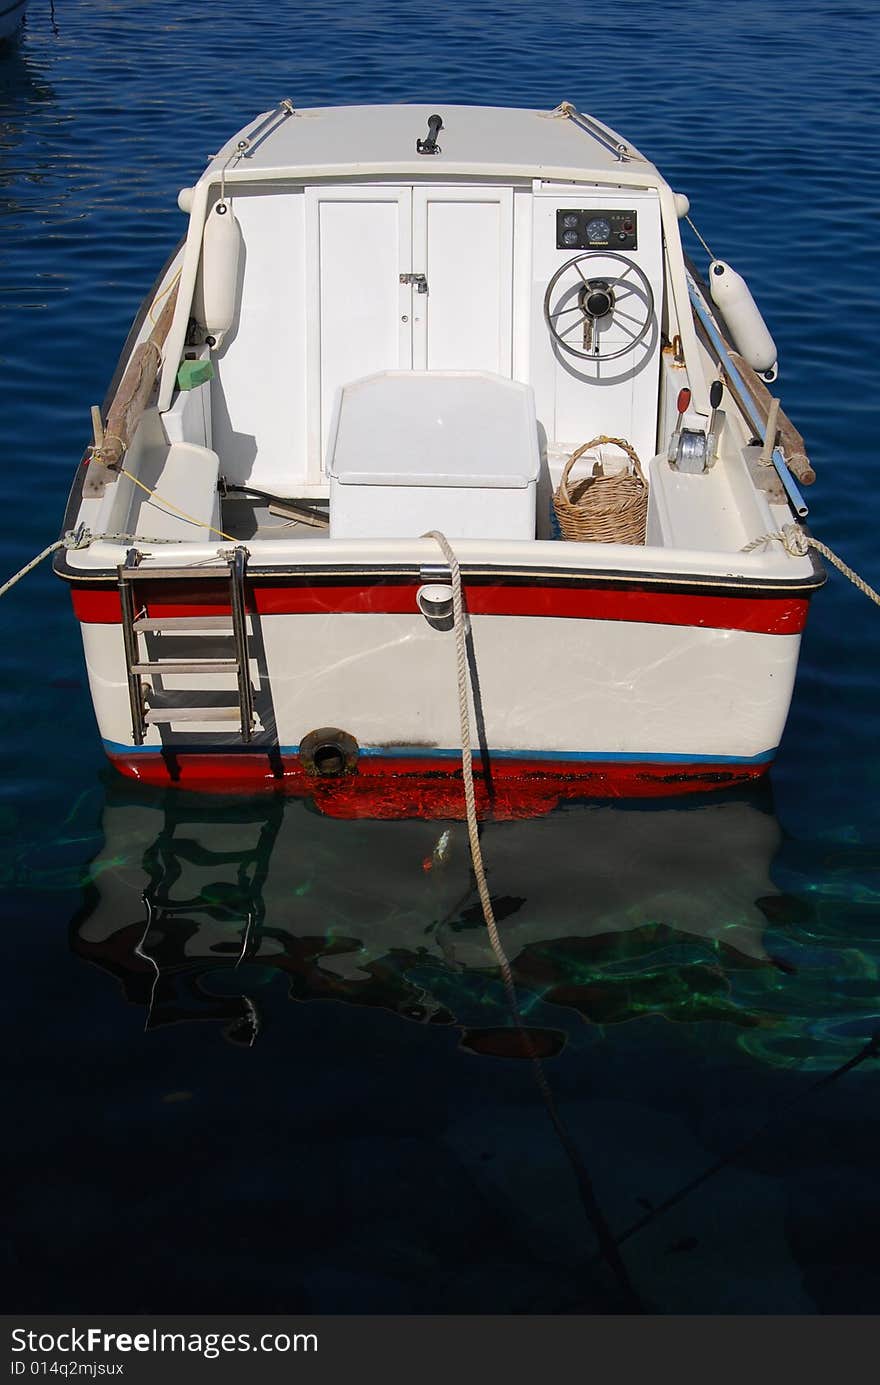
[72,784,784,1044]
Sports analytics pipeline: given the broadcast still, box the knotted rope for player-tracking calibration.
[742,524,880,607]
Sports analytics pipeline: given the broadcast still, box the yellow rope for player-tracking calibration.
[148,266,182,325]
[89,427,236,544]
[119,467,238,544]
[91,430,128,466]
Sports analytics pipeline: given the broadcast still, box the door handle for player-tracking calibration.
[400,273,428,294]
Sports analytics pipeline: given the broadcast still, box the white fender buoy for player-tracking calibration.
[177,186,194,214]
[708,259,777,377]
[194,200,242,349]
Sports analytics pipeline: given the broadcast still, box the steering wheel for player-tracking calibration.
[543,251,655,362]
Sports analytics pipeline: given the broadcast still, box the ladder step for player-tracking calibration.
[134,616,234,633]
[119,565,232,581]
[144,707,248,723]
[132,660,240,674]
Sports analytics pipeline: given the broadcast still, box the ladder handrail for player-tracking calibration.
[117,544,254,746]
[119,549,147,745]
[229,546,254,744]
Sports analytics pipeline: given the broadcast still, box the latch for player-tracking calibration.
[400,273,428,294]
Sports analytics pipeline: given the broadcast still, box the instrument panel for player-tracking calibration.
[555,209,638,251]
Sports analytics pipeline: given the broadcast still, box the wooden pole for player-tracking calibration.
[759,396,781,467]
[92,280,180,473]
[728,350,816,486]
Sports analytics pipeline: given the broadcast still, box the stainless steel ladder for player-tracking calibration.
[117,545,255,745]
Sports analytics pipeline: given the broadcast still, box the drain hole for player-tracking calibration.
[299,727,360,778]
[313,743,346,777]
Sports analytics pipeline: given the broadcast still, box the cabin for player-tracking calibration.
[79,101,784,556]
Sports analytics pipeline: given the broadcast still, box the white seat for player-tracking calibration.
[326,370,540,540]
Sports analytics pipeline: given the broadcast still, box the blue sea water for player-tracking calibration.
[1,0,879,1315]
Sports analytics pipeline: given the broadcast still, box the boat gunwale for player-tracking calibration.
[53,547,827,597]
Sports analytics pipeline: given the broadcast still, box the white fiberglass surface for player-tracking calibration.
[327,372,538,488]
[82,612,799,759]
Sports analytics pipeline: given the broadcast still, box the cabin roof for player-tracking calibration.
[202,102,660,184]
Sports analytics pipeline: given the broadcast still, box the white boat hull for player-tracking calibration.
[68,562,811,814]
[54,101,825,815]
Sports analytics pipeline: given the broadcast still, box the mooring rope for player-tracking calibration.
[0,539,66,599]
[743,524,880,607]
[424,528,642,1310]
[0,528,196,601]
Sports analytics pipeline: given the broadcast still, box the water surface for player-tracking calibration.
[1,0,879,1314]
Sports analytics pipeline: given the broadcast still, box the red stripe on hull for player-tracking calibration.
[72,581,809,635]
[106,750,772,819]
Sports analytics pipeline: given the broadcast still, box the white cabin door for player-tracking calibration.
[411,187,513,374]
[306,187,412,476]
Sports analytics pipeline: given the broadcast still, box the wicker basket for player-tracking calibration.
[553,436,648,544]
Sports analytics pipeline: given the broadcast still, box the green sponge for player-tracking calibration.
[176,359,215,391]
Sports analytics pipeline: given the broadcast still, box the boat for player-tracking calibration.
[54,101,824,813]
[0,0,27,43]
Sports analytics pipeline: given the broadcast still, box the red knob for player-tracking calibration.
[677,388,691,415]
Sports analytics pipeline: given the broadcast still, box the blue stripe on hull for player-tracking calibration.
[103,738,776,767]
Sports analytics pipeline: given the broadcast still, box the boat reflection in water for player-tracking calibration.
[67,783,880,1313]
[72,781,791,1050]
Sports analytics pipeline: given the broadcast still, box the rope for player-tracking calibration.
[742,525,880,606]
[543,100,577,119]
[0,526,209,602]
[148,266,182,326]
[422,532,506,975]
[423,529,642,1311]
[89,438,239,545]
[116,466,238,544]
[0,539,65,599]
[91,431,128,466]
[684,214,717,262]
[806,536,880,606]
[141,340,163,368]
[741,524,809,556]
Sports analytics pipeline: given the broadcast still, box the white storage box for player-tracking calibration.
[121,442,222,542]
[326,371,540,540]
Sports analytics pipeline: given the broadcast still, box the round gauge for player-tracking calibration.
[562,229,579,246]
[586,218,611,243]
[562,214,579,228]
